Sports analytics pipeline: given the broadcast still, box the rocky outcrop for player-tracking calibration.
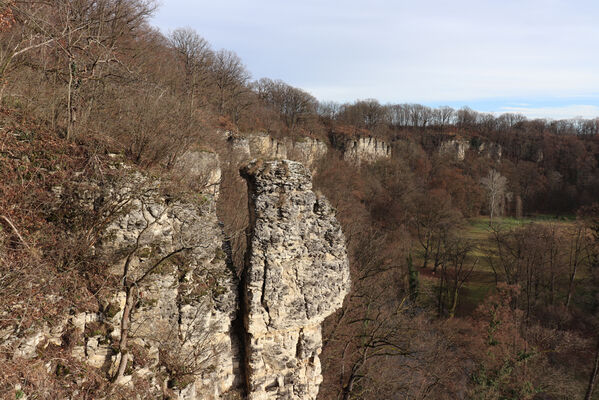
[288,138,328,169]
[91,175,240,397]
[226,132,288,162]
[439,138,470,161]
[240,160,350,400]
[225,132,328,169]
[227,133,252,160]
[175,150,222,198]
[439,138,502,161]
[476,141,502,159]
[248,133,288,160]
[329,134,391,165]
[5,156,348,400]
[42,173,241,398]
[344,136,391,164]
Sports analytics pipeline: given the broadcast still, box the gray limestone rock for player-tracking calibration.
[225,131,328,171]
[330,134,391,165]
[240,159,350,400]
[174,150,222,199]
[343,136,391,164]
[85,173,240,398]
[439,138,470,161]
[4,154,349,400]
[288,138,328,169]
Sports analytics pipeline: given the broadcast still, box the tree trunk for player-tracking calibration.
[67,60,75,140]
[515,195,523,219]
[342,374,356,400]
[565,263,578,308]
[585,336,599,400]
[342,351,366,400]
[113,284,135,384]
[407,253,418,301]
[422,234,431,269]
[433,239,441,273]
[449,286,459,319]
[437,274,445,317]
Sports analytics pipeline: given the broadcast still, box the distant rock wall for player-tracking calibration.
[288,138,328,168]
[439,137,502,161]
[227,131,395,167]
[226,132,328,169]
[248,133,288,160]
[175,150,222,198]
[240,160,350,400]
[439,138,470,161]
[328,134,391,165]
[342,136,391,164]
[476,141,502,159]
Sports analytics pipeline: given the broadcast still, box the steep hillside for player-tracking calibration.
[1,1,599,399]
[0,113,352,399]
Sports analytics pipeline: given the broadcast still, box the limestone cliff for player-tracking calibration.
[476,141,502,159]
[329,134,391,165]
[344,136,391,164]
[248,133,288,160]
[96,174,240,397]
[288,138,328,169]
[439,137,502,161]
[439,138,470,161]
[3,155,349,400]
[226,132,328,169]
[174,150,222,198]
[240,160,350,400]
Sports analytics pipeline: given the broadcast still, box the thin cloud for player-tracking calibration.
[498,105,599,120]
[151,0,599,118]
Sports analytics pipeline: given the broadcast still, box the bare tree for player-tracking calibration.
[168,27,213,112]
[438,236,477,318]
[338,99,389,131]
[210,49,250,121]
[481,169,508,225]
[436,106,456,126]
[317,100,341,120]
[8,0,156,139]
[565,223,594,308]
[254,78,317,131]
[410,190,463,270]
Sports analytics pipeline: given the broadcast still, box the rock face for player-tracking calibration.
[5,156,349,400]
[76,174,240,398]
[344,137,391,164]
[439,138,470,161]
[439,138,502,161]
[476,141,502,159]
[226,132,328,170]
[240,160,350,400]
[288,138,328,169]
[330,135,391,165]
[248,133,288,160]
[227,132,252,160]
[174,150,222,198]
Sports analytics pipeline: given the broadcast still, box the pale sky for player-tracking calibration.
[151,0,599,119]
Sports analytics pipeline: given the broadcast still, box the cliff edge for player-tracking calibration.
[241,160,350,400]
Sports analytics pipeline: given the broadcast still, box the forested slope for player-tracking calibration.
[1,1,599,399]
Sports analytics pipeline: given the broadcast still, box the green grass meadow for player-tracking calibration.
[417,215,576,317]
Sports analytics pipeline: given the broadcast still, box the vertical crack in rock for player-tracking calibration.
[240,159,350,400]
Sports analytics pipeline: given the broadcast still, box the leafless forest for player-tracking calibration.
[1,1,599,399]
